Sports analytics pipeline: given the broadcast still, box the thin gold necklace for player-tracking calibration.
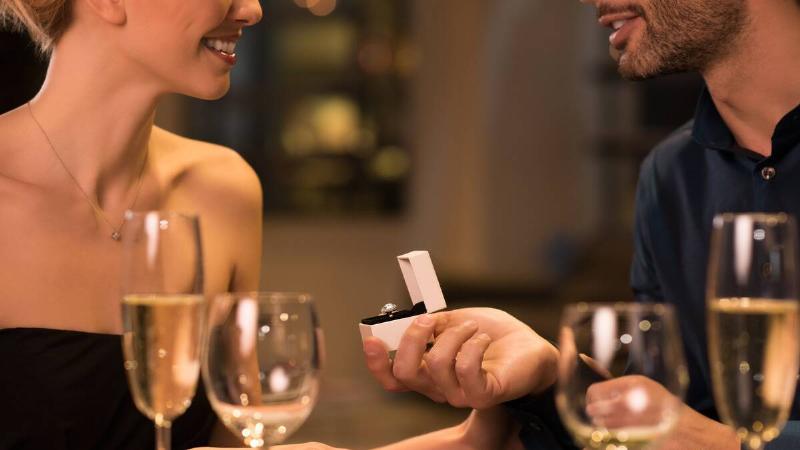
[27,102,148,241]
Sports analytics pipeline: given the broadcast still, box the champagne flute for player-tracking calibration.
[120,211,206,450]
[203,292,323,448]
[707,213,800,450]
[556,302,689,450]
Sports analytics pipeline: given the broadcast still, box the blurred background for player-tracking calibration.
[1,0,703,447]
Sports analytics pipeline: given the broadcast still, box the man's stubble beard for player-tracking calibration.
[617,0,748,80]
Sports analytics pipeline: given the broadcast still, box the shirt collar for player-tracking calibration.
[691,87,735,151]
[691,85,800,158]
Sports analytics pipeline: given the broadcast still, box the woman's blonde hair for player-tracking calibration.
[0,0,72,53]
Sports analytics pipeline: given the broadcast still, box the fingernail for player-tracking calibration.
[416,314,434,326]
[478,333,490,341]
[363,342,380,356]
[462,320,478,329]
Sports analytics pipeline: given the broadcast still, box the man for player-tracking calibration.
[364,0,800,449]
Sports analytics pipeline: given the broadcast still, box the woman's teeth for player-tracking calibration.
[203,38,236,55]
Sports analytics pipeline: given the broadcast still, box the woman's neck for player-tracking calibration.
[28,28,163,203]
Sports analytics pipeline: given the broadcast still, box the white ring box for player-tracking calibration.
[359,251,447,351]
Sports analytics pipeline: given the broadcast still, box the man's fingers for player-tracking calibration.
[424,320,479,406]
[390,314,446,401]
[362,337,407,392]
[392,315,435,381]
[454,333,494,407]
[586,397,634,428]
[432,310,455,335]
[585,397,619,419]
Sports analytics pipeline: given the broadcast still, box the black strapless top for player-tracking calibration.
[0,328,216,450]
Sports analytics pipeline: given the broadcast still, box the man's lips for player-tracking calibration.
[598,11,643,50]
[598,11,640,28]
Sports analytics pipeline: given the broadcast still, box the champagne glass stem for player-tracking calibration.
[155,419,171,450]
[744,435,764,450]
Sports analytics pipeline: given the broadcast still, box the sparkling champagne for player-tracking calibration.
[708,298,800,449]
[211,384,318,448]
[561,418,675,450]
[122,294,206,424]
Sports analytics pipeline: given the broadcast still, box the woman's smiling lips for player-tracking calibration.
[202,35,240,66]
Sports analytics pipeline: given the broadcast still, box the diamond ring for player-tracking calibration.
[380,303,399,315]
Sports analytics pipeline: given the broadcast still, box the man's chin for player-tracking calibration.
[615,51,660,81]
[610,45,623,63]
[610,47,641,80]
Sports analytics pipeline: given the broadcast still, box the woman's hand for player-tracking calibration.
[374,406,522,450]
[363,307,558,409]
[192,444,347,450]
[269,443,348,450]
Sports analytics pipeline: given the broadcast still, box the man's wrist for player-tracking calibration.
[677,404,741,450]
[529,339,559,395]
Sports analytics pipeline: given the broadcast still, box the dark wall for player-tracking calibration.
[0,29,47,113]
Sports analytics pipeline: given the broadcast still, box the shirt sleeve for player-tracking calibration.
[504,356,607,450]
[759,421,800,449]
[630,154,665,302]
[504,387,579,450]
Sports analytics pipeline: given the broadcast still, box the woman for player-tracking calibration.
[0,1,525,449]
[0,0,262,447]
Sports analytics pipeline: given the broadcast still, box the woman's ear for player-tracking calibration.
[81,0,127,26]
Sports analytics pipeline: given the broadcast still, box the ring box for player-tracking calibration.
[359,251,447,351]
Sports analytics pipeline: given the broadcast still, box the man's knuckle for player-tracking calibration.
[366,359,386,372]
[455,360,473,375]
[406,325,429,339]
[424,352,449,371]
[392,361,414,380]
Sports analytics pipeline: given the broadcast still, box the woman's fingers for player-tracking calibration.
[424,320,479,406]
[269,443,348,450]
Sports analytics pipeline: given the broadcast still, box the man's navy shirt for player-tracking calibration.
[630,87,800,446]
[511,87,800,449]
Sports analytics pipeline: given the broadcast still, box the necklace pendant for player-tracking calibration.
[111,231,121,241]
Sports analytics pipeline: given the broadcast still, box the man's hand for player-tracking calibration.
[363,307,558,409]
[583,375,740,450]
[659,404,741,450]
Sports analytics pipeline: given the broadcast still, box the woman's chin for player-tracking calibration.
[184,79,231,101]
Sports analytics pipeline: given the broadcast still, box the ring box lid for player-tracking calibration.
[398,250,446,312]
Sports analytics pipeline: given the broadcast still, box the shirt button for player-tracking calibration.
[761,166,776,180]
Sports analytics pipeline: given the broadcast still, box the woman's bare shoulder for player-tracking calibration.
[0,107,43,185]
[152,126,262,212]
[0,106,33,156]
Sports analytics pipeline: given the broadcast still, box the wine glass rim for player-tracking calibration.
[563,301,675,315]
[123,210,199,222]
[713,212,793,224]
[214,291,314,304]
